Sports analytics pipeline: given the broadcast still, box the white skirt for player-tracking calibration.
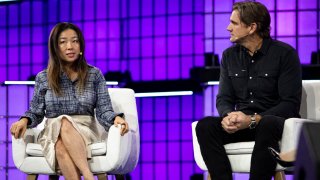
[37,115,108,171]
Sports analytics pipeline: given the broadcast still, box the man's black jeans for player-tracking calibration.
[196,115,285,180]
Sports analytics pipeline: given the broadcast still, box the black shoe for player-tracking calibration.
[268,147,294,167]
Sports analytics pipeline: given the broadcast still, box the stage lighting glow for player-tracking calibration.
[135,91,193,97]
[0,0,19,2]
[4,81,119,86]
[206,81,219,85]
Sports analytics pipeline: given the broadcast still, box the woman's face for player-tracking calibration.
[58,29,81,64]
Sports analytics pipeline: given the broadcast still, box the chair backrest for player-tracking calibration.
[300,80,320,121]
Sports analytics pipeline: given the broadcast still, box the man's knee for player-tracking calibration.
[255,115,286,142]
[258,115,284,130]
[196,116,221,136]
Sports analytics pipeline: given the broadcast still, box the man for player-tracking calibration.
[196,1,302,180]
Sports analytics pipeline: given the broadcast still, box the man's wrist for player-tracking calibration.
[255,114,262,124]
[248,113,257,129]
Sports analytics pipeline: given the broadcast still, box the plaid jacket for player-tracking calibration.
[22,65,123,131]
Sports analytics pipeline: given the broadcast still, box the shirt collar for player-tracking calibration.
[240,38,272,55]
[60,71,78,83]
[60,71,68,78]
[259,38,272,55]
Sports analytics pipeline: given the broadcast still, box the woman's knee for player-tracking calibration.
[60,117,72,133]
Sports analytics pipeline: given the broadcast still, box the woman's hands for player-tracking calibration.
[10,118,28,139]
[114,116,129,136]
[11,116,129,138]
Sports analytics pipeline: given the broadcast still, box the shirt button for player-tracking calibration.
[251,60,254,63]
[249,76,252,79]
[265,73,268,76]
[235,74,238,76]
[250,92,253,95]
[250,100,254,103]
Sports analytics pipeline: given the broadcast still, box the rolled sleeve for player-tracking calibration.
[22,72,46,128]
[95,70,124,131]
[216,52,236,117]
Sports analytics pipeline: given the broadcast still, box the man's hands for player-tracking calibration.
[10,118,28,139]
[221,114,238,134]
[114,116,129,136]
[221,111,251,134]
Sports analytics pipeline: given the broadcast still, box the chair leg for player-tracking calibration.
[115,174,125,180]
[49,175,59,180]
[274,171,286,180]
[27,174,38,180]
[97,173,108,180]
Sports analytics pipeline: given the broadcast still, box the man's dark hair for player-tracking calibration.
[233,1,271,38]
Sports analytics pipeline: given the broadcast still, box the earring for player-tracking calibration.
[79,52,83,56]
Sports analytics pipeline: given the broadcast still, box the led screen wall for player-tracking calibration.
[0,0,205,82]
[205,0,320,64]
[0,0,205,179]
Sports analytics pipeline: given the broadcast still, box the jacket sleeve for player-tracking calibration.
[260,49,302,118]
[21,73,46,128]
[95,70,124,131]
[216,52,236,117]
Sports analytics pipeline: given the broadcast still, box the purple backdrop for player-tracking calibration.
[0,0,319,179]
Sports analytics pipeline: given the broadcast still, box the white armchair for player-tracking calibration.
[192,80,320,179]
[12,88,140,180]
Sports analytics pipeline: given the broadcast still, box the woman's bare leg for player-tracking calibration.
[60,117,94,180]
[55,138,81,180]
[280,150,296,162]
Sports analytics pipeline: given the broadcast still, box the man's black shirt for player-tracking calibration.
[216,38,302,118]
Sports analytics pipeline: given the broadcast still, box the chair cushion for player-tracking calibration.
[26,143,43,157]
[26,142,107,157]
[90,142,107,155]
[224,142,255,155]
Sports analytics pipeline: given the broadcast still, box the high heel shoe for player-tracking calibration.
[268,147,295,167]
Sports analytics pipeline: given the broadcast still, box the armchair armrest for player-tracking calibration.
[12,128,41,169]
[105,125,130,170]
[280,118,313,153]
[191,121,208,170]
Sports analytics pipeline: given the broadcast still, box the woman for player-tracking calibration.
[10,22,129,180]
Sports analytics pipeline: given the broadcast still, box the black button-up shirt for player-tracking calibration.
[216,38,302,118]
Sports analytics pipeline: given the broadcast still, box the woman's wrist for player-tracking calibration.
[20,118,29,125]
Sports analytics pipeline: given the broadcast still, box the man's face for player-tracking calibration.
[226,10,251,43]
